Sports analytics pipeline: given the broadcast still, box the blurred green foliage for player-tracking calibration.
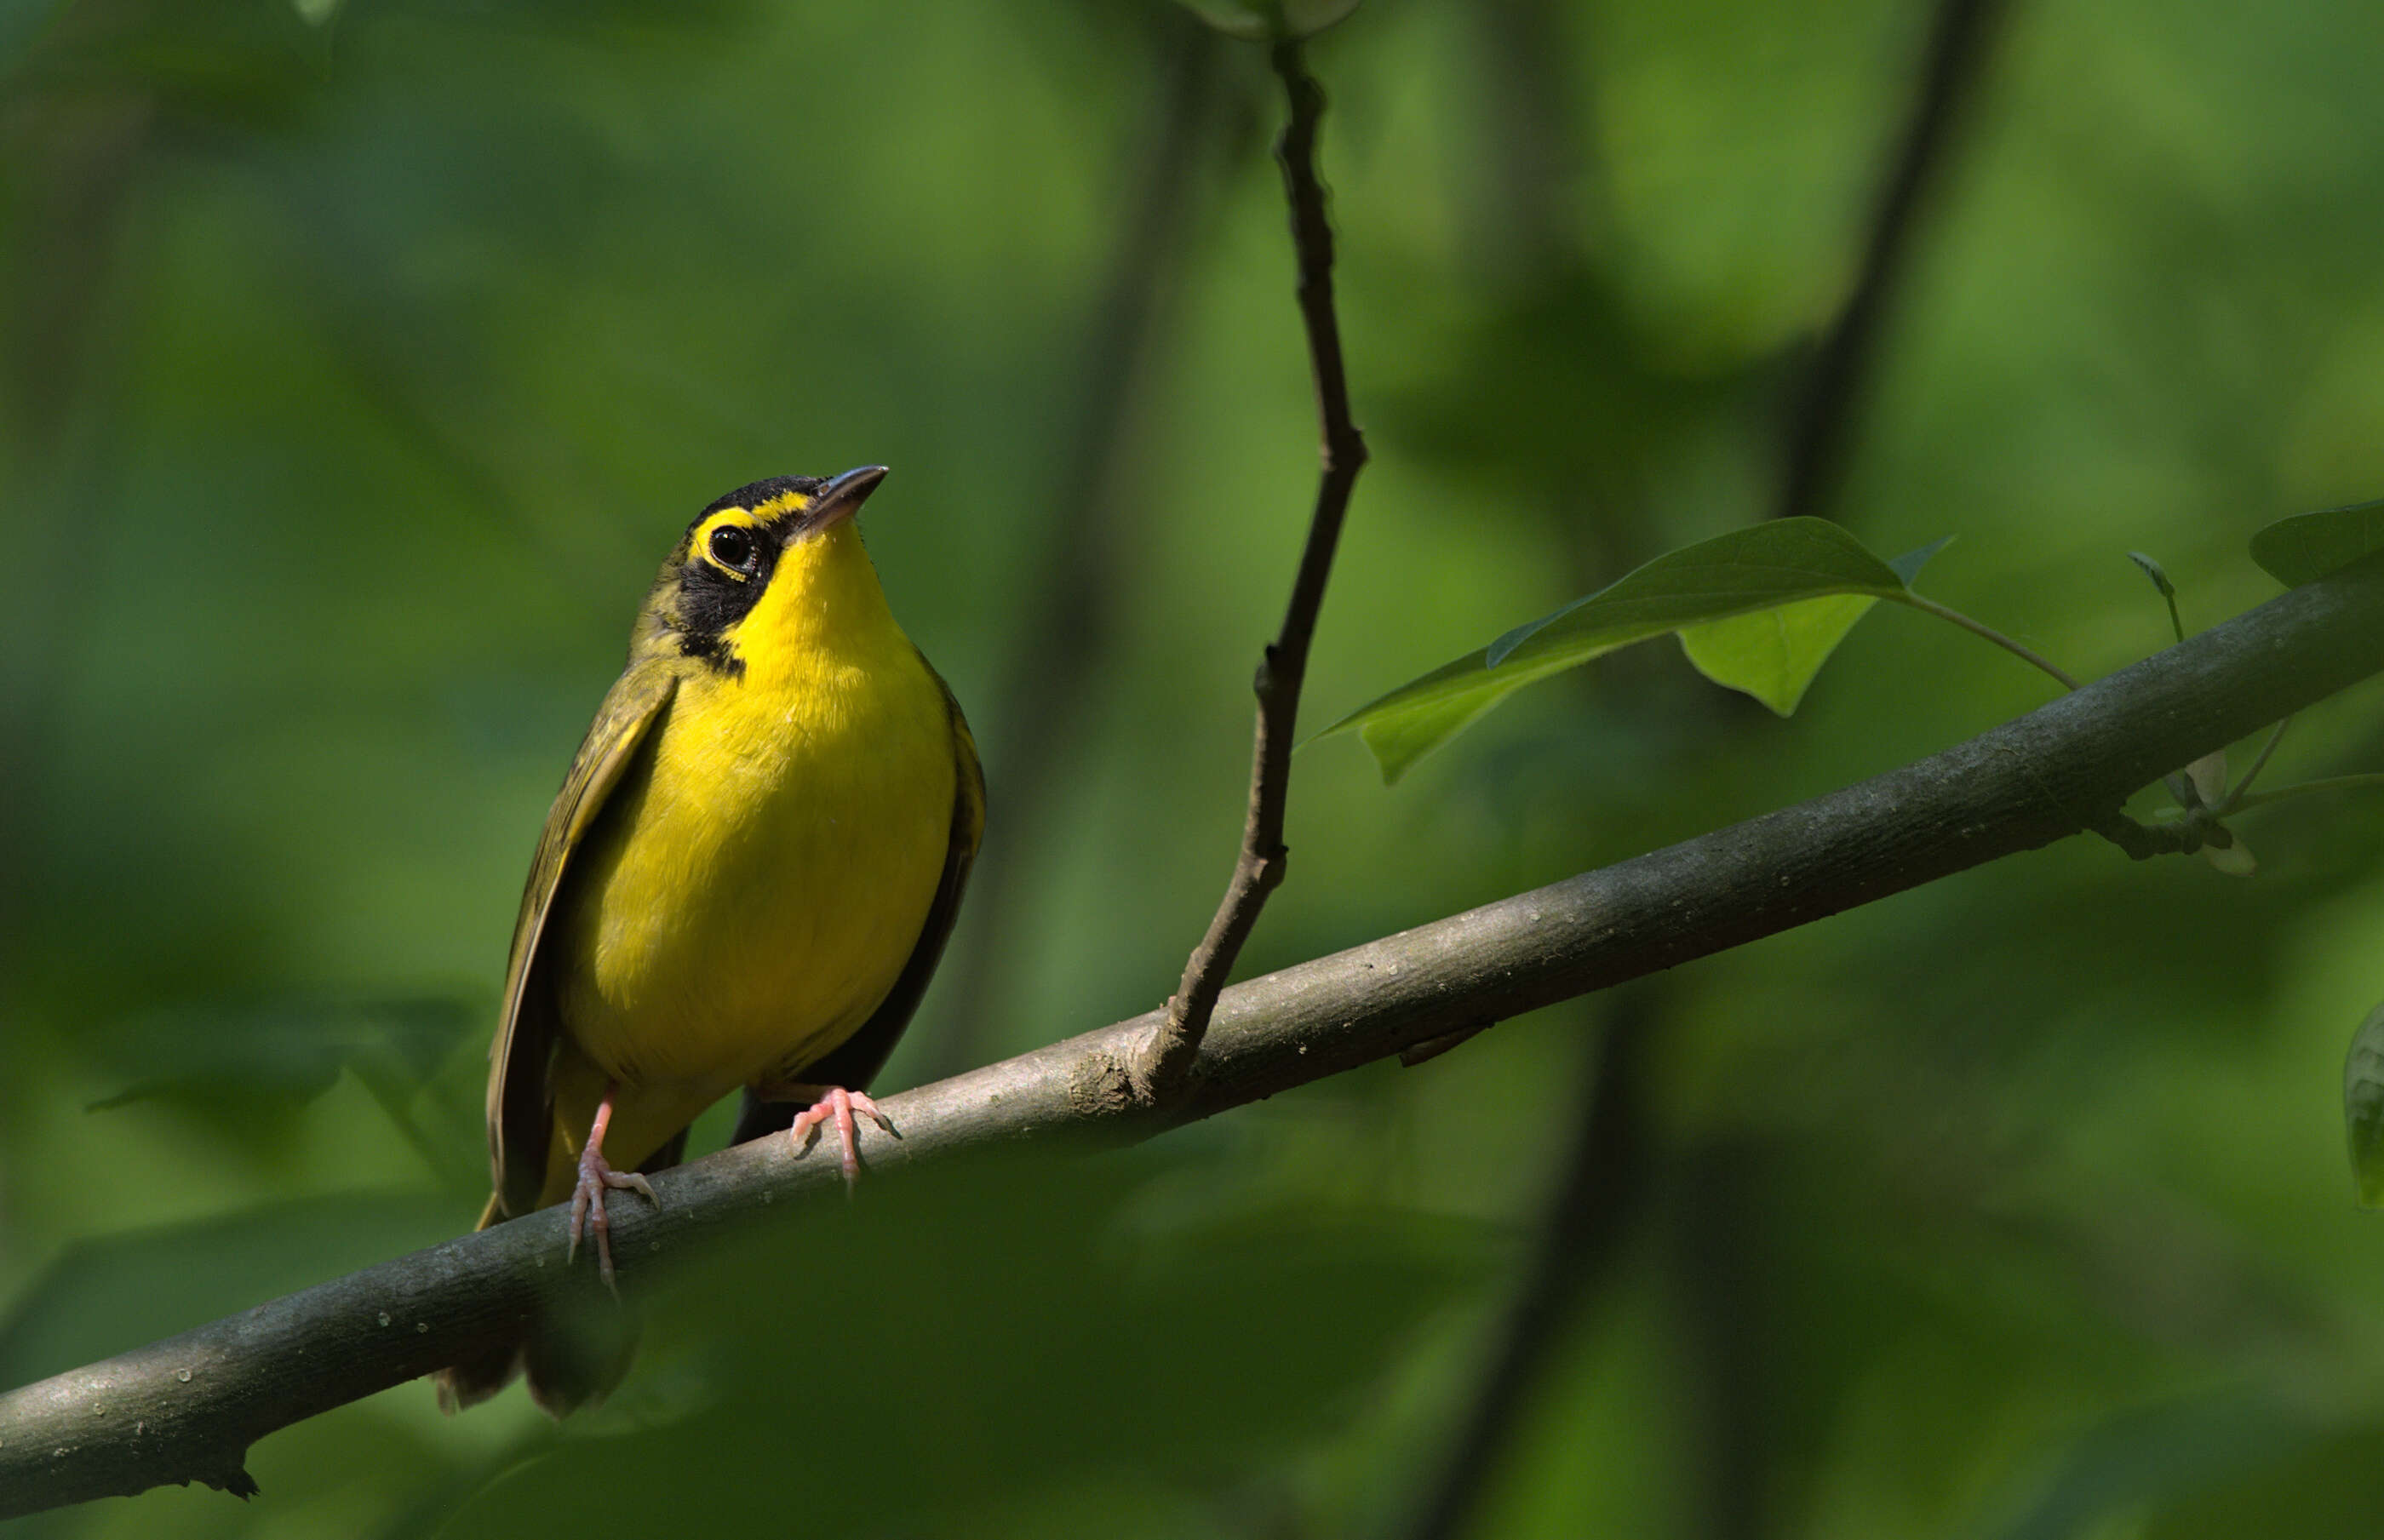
[11,1,2384,1537]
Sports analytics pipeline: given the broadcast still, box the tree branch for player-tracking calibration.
[1673,1132,1778,1540]
[1136,38,1369,1100]
[1404,993,1654,1540]
[1773,0,2008,524]
[9,556,2384,1517]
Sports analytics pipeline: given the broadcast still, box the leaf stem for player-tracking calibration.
[2217,716,2290,812]
[1891,592,2083,690]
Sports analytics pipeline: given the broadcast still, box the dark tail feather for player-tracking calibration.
[435,1342,523,1414]
[433,1194,524,1413]
[433,1126,689,1415]
[731,1088,795,1144]
[523,1308,641,1419]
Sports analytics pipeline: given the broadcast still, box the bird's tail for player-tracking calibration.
[435,1120,689,1416]
[431,1194,530,1413]
[430,1193,642,1418]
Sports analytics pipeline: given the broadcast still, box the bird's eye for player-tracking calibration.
[709,525,757,572]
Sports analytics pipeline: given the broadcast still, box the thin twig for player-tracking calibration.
[11,557,2384,1518]
[1134,39,1369,1101]
[1772,0,2009,523]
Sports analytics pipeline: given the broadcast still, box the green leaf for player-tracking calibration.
[1481,518,1905,667]
[2249,500,2384,587]
[2183,747,2228,807]
[1176,0,1361,41]
[2200,835,2256,877]
[1889,534,1956,587]
[1322,518,1923,782]
[2346,999,2384,1205]
[1678,594,1878,716]
[1343,654,1561,787]
[1684,535,1954,717]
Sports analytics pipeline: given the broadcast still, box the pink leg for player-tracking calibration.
[779,1085,896,1194]
[567,1085,658,1288]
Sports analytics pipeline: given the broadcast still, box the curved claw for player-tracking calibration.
[787,1087,894,1194]
[564,1087,661,1288]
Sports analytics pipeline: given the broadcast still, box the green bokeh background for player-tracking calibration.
[10,1,2384,1535]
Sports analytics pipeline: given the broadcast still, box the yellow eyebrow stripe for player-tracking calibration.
[748,489,812,519]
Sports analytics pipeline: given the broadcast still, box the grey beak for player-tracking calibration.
[806,465,889,531]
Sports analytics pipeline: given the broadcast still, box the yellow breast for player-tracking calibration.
[551,524,957,1102]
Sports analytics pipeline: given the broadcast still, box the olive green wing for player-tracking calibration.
[731,668,983,1140]
[485,662,679,1218]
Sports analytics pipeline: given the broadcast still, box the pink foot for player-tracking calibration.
[787,1086,895,1193]
[567,1088,658,1288]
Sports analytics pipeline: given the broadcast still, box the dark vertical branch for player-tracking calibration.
[920,19,1239,1081]
[1671,1136,1776,1540]
[0,83,152,963]
[1688,7,2002,1524]
[1403,996,1655,1540]
[1467,0,1595,285]
[1134,39,1369,1101]
[1466,0,1632,600]
[1630,9,2011,1526]
[1772,0,2009,524]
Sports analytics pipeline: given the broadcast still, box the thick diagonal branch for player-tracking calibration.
[1135,39,1370,1100]
[9,557,2384,1518]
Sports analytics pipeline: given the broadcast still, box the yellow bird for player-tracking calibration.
[436,466,983,1413]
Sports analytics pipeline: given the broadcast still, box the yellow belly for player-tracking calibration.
[551,639,956,1120]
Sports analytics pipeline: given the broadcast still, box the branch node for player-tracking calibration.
[2089,806,2215,860]
[1068,1048,1139,1119]
[1399,1021,1493,1068]
[1129,1013,1201,1107]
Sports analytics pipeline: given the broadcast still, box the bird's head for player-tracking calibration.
[645,465,892,678]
